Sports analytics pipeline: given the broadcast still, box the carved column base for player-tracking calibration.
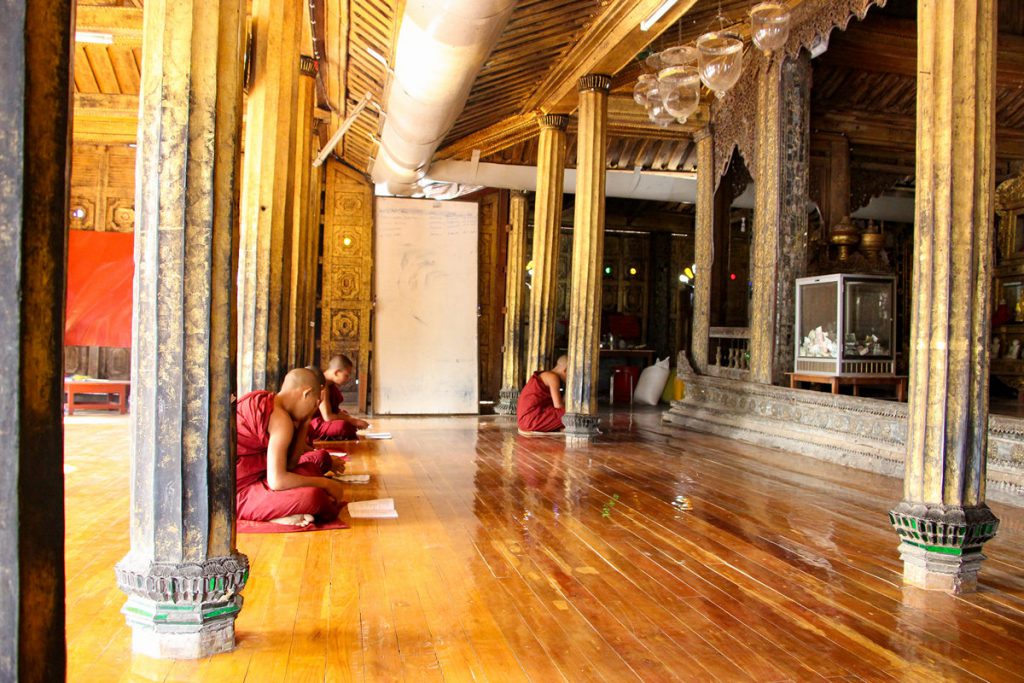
[889,503,999,594]
[562,412,600,437]
[494,387,520,416]
[116,554,249,658]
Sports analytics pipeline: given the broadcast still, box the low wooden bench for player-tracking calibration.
[787,372,907,402]
[65,379,130,415]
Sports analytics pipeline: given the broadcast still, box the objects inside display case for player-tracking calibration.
[795,274,896,375]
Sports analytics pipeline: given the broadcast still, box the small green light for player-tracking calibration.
[604,266,612,275]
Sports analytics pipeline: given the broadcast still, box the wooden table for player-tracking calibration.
[65,379,130,415]
[788,372,907,402]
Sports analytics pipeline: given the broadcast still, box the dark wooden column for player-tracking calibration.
[563,74,611,437]
[0,0,72,679]
[890,0,999,594]
[114,0,249,657]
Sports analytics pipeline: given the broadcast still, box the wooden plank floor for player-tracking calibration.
[64,408,1024,682]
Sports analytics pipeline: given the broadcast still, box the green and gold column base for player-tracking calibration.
[116,553,249,658]
[563,413,600,438]
[121,594,244,658]
[889,502,999,594]
[494,387,520,417]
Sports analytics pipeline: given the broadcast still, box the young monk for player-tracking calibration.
[236,367,347,527]
[516,355,568,433]
[307,354,369,442]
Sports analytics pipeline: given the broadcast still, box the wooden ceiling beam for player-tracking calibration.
[75,6,142,44]
[814,109,1024,160]
[434,113,540,161]
[823,17,1024,88]
[520,0,700,115]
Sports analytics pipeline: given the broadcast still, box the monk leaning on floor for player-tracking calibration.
[307,354,369,442]
[235,367,347,527]
[516,355,568,433]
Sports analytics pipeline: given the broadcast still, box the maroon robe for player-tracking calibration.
[235,390,340,522]
[516,372,565,432]
[308,382,358,442]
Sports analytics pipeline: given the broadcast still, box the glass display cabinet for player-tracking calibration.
[992,169,1024,395]
[794,273,896,376]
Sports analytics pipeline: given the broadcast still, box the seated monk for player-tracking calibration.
[516,355,568,433]
[307,354,369,443]
[236,368,347,527]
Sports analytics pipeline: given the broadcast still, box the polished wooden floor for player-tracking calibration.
[65,409,1024,682]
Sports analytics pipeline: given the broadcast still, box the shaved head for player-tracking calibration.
[327,354,354,371]
[305,364,326,388]
[281,367,320,393]
[555,354,568,369]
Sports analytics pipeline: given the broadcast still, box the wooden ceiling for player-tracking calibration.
[70,0,1024,185]
[811,3,1024,181]
[72,0,143,144]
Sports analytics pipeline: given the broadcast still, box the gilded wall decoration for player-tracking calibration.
[321,161,374,410]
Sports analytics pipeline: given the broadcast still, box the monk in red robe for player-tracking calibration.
[307,354,369,443]
[236,368,347,527]
[516,355,567,433]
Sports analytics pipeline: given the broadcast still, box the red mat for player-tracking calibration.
[237,517,350,534]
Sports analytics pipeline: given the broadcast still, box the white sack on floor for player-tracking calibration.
[634,357,671,405]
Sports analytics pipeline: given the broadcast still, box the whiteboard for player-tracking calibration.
[373,197,479,414]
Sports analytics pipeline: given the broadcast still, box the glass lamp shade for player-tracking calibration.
[658,65,701,122]
[659,45,698,67]
[633,74,657,107]
[646,99,677,128]
[697,31,744,99]
[751,2,791,53]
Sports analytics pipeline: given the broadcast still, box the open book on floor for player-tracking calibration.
[347,498,397,519]
[336,473,370,484]
[362,432,392,440]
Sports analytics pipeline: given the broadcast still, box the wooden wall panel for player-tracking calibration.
[66,141,136,380]
[320,160,374,411]
[475,190,509,403]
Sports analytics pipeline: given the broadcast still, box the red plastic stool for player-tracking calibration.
[611,365,640,405]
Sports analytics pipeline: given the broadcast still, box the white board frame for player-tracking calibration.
[372,197,479,414]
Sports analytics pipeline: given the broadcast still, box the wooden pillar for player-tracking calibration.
[691,129,713,373]
[305,164,324,366]
[237,0,302,393]
[563,74,611,437]
[749,52,811,385]
[0,0,72,678]
[496,190,529,415]
[287,55,317,370]
[115,0,249,658]
[890,0,999,594]
[525,114,569,377]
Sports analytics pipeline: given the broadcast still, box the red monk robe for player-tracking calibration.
[308,382,357,442]
[236,390,341,522]
[516,371,566,432]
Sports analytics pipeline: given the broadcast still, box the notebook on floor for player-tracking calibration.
[347,498,397,519]
[362,432,392,440]
[336,473,370,484]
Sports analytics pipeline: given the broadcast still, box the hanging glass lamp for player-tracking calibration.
[696,30,744,98]
[750,2,791,54]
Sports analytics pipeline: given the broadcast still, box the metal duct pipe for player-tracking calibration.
[425,160,701,203]
[370,0,515,195]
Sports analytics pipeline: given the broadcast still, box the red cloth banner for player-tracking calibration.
[65,230,134,348]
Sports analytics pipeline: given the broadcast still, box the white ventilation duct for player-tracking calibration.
[371,0,516,195]
[426,160,701,203]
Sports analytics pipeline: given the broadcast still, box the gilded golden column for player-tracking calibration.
[0,0,73,675]
[115,0,249,657]
[750,53,810,385]
[525,114,569,377]
[237,0,303,393]
[563,74,611,437]
[691,129,714,374]
[889,0,999,594]
[496,190,529,415]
